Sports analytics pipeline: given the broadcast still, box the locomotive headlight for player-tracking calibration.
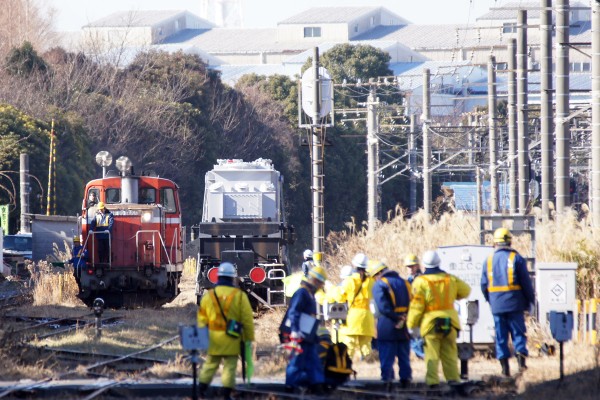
[142,212,152,222]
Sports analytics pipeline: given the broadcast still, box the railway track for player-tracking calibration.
[0,292,30,308]
[0,377,506,399]
[0,335,181,399]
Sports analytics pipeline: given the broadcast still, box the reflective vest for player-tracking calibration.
[418,275,454,312]
[487,251,522,293]
[381,277,411,313]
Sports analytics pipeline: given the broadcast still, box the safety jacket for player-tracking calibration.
[480,247,535,314]
[329,272,375,337]
[197,279,255,356]
[372,269,411,340]
[91,211,114,237]
[70,245,88,268]
[407,268,471,335]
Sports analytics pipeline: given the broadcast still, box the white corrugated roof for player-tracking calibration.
[477,1,589,21]
[279,6,381,24]
[85,10,186,28]
[168,28,323,53]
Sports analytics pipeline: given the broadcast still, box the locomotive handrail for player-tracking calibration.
[87,230,112,268]
[168,227,179,264]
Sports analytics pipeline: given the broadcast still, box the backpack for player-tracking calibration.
[324,342,354,387]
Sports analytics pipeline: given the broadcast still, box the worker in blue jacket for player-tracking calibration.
[70,236,88,288]
[280,264,327,394]
[481,228,535,377]
[368,260,412,388]
[90,202,114,263]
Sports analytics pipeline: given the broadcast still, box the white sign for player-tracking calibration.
[549,280,567,304]
[438,245,496,345]
[301,66,333,119]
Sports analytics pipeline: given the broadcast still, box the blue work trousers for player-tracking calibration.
[377,340,412,381]
[285,342,324,388]
[493,311,528,360]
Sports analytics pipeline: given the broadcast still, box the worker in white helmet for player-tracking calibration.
[407,250,471,388]
[327,252,375,360]
[198,262,255,400]
[301,249,315,277]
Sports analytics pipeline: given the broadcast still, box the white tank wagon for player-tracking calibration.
[192,159,295,308]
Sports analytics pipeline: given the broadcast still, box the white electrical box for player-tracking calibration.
[536,263,577,327]
[438,245,495,345]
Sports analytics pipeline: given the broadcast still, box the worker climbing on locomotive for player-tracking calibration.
[70,236,88,289]
[327,252,375,361]
[481,228,535,377]
[90,201,114,264]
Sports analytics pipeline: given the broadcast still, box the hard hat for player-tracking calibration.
[303,249,313,259]
[404,253,419,267]
[73,236,81,243]
[422,250,441,269]
[308,265,327,283]
[217,262,237,278]
[339,265,353,279]
[97,201,105,209]
[366,259,387,277]
[493,227,512,245]
[351,253,368,269]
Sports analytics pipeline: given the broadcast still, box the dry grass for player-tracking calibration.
[5,211,600,395]
[326,210,600,298]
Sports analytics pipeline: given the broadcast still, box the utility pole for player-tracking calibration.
[508,38,519,214]
[366,86,379,232]
[556,0,571,213]
[517,10,530,214]
[20,153,30,233]
[422,69,431,215]
[540,0,554,221]
[592,0,600,226]
[311,48,324,253]
[488,55,499,213]
[409,114,417,214]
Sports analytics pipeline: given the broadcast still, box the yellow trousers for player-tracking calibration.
[423,329,460,386]
[199,354,238,388]
[342,335,372,359]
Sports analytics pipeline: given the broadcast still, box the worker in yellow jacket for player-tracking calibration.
[328,253,375,360]
[197,262,255,400]
[407,250,471,387]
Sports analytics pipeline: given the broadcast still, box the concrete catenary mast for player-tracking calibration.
[555,0,571,212]
[540,0,554,220]
[517,10,530,214]
[592,0,600,225]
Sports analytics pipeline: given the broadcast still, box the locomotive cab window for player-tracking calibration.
[87,189,100,207]
[140,188,156,204]
[160,188,176,212]
[106,188,121,204]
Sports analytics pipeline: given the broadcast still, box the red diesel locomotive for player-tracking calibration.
[75,152,184,307]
